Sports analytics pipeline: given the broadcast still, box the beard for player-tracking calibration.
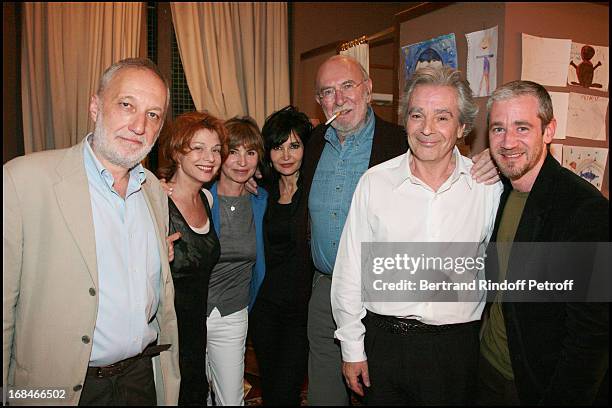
[91,111,155,170]
[494,142,544,180]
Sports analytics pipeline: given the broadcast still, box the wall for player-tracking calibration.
[502,2,609,197]
[398,2,609,196]
[292,2,412,123]
[3,2,24,163]
[398,2,506,154]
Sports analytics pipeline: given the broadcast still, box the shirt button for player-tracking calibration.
[336,186,341,191]
[73,384,83,392]
[332,242,336,247]
[89,288,96,296]
[81,335,90,344]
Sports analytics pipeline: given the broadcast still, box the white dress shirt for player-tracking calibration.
[331,147,502,362]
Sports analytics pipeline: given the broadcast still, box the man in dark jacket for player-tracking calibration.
[478,79,609,405]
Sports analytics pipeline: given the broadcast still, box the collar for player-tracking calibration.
[391,146,473,191]
[323,106,375,145]
[84,133,147,189]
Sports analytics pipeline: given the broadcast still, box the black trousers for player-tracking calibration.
[476,353,520,405]
[250,298,309,406]
[174,276,209,406]
[363,313,480,406]
[79,357,156,406]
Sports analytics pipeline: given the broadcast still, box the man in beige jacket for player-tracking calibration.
[3,58,180,405]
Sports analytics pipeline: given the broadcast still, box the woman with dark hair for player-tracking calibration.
[249,105,313,406]
[157,111,228,405]
[206,116,268,405]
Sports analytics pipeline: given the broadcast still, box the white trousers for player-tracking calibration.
[206,307,248,406]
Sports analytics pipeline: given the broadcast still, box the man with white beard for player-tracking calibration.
[3,58,180,405]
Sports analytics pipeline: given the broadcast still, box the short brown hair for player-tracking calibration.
[158,111,228,180]
[224,116,264,165]
[486,80,553,133]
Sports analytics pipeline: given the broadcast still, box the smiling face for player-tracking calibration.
[220,144,259,185]
[489,95,555,190]
[270,131,304,177]
[176,129,222,185]
[405,85,464,165]
[315,56,372,137]
[89,67,167,170]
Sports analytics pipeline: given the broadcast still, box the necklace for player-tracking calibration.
[221,195,245,216]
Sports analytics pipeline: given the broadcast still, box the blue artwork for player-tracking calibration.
[402,33,458,81]
[579,170,599,182]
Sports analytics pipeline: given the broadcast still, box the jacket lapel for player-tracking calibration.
[513,155,558,243]
[54,140,98,285]
[141,179,170,287]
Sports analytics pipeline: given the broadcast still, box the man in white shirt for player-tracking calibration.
[331,66,502,405]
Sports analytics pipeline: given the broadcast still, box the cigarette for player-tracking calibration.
[325,110,345,125]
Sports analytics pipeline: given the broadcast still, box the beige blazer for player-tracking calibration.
[3,138,180,405]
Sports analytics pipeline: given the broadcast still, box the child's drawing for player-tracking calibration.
[402,33,457,81]
[562,145,608,191]
[466,26,498,97]
[568,42,609,91]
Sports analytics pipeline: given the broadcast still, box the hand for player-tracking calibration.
[342,360,370,397]
[244,168,263,196]
[166,232,181,262]
[471,148,500,185]
[159,178,173,196]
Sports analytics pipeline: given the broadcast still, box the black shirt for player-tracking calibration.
[257,181,304,312]
[168,190,220,405]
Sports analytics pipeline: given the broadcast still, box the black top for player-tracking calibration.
[169,190,220,286]
[168,190,220,405]
[257,180,303,312]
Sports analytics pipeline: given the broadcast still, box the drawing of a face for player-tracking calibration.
[415,48,443,72]
[480,35,490,50]
[580,45,596,61]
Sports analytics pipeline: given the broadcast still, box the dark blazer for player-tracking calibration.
[293,114,408,306]
[489,154,609,405]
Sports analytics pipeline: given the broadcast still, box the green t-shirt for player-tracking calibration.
[480,189,529,380]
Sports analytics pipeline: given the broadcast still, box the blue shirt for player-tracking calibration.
[309,107,375,274]
[83,135,161,366]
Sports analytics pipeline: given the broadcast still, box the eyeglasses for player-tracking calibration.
[317,79,368,102]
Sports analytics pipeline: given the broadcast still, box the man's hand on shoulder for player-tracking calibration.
[244,169,263,196]
[471,148,500,185]
[166,232,181,262]
[342,360,370,397]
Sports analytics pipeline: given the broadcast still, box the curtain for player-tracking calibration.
[170,2,290,128]
[339,36,370,75]
[22,2,143,153]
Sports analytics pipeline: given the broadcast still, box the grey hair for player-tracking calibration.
[314,54,370,92]
[398,66,477,137]
[486,80,553,133]
[96,58,170,115]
